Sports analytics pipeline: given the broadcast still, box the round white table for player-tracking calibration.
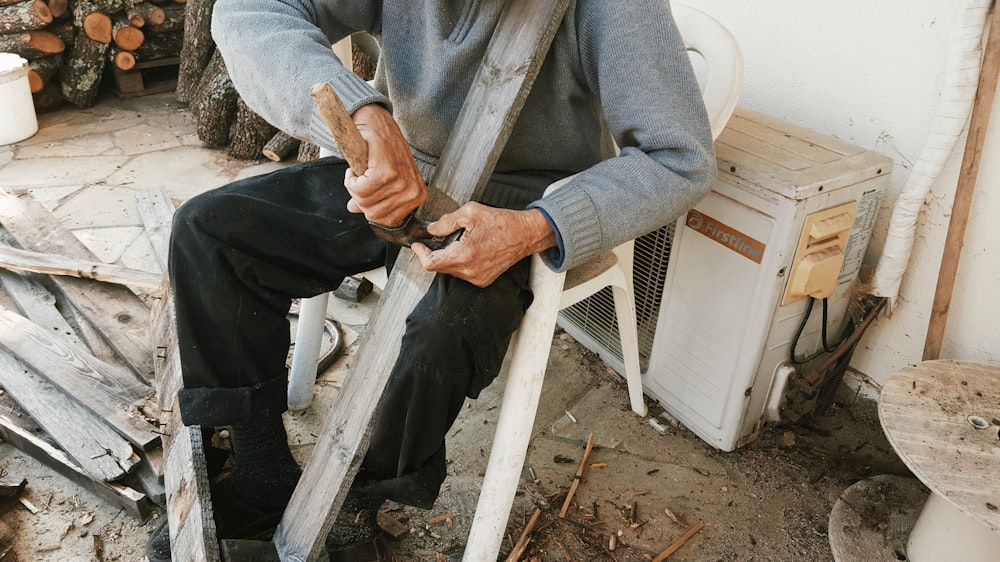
[879,360,1000,561]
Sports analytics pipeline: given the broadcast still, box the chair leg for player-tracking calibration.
[611,285,647,416]
[287,293,330,412]
[463,256,566,561]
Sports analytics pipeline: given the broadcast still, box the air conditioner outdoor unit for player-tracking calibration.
[558,107,892,451]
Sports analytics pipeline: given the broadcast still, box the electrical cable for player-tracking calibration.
[789,297,843,364]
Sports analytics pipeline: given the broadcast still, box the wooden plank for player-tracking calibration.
[0,349,138,481]
[0,189,154,380]
[0,307,159,450]
[0,228,86,350]
[0,244,163,289]
[272,1,570,559]
[65,302,130,368]
[0,392,152,520]
[157,311,222,562]
[134,187,175,273]
[133,453,167,506]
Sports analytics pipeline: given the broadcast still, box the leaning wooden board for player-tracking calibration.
[141,189,223,562]
[271,1,570,560]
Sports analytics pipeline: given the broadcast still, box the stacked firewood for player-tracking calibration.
[0,0,186,112]
[179,0,377,161]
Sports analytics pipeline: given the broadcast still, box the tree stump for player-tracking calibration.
[192,49,237,146]
[0,0,52,33]
[126,1,164,27]
[262,131,300,162]
[145,2,180,32]
[176,0,215,103]
[59,31,108,108]
[44,0,66,19]
[134,28,180,60]
[111,12,142,50]
[80,11,111,43]
[0,29,64,58]
[229,97,277,160]
[108,44,135,71]
[26,53,60,92]
[297,141,319,163]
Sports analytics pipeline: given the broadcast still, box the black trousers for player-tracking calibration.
[168,157,533,508]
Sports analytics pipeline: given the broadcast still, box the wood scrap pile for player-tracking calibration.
[1,0,186,112]
[0,188,172,523]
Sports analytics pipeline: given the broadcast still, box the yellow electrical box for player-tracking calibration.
[781,201,858,305]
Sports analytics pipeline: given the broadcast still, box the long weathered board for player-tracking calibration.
[148,193,221,562]
[0,393,152,520]
[0,348,139,481]
[134,187,175,274]
[0,306,158,450]
[157,314,222,562]
[0,229,85,350]
[0,189,154,380]
[272,1,570,559]
[0,244,163,289]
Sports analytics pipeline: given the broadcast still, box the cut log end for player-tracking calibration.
[82,12,112,44]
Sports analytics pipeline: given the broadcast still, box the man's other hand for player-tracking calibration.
[411,204,558,287]
[344,104,428,227]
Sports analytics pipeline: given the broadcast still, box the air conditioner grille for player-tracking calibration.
[559,221,676,371]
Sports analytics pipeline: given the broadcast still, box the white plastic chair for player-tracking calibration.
[464,5,743,558]
[288,4,742,557]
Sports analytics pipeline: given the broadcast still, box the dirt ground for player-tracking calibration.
[0,328,912,562]
[378,339,913,562]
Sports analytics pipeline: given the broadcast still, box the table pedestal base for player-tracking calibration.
[907,492,1000,562]
[828,475,926,562]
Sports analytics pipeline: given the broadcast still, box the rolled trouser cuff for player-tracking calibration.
[177,372,289,427]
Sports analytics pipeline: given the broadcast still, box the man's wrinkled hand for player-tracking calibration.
[344,104,427,227]
[411,203,557,287]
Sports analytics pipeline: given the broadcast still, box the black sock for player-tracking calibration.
[228,413,302,511]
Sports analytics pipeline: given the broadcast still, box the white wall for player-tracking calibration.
[681,0,1000,385]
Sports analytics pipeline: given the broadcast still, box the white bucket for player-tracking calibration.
[0,53,38,145]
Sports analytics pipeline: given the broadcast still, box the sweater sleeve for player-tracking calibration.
[528,0,717,272]
[211,0,389,151]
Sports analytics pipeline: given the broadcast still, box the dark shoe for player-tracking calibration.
[327,535,390,562]
[146,518,171,562]
[325,487,386,560]
[211,476,287,539]
[144,477,288,561]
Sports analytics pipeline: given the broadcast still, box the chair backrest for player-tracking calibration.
[672,2,744,139]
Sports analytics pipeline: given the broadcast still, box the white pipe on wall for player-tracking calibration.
[869,0,992,306]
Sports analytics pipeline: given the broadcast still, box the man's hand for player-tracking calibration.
[344,104,427,227]
[411,203,558,287]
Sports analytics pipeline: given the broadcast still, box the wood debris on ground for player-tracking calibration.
[0,188,175,530]
[493,430,711,561]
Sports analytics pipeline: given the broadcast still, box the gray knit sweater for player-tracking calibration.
[212,0,715,272]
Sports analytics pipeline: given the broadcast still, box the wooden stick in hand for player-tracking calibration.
[309,82,368,175]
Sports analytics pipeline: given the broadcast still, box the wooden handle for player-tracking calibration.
[310,82,368,174]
